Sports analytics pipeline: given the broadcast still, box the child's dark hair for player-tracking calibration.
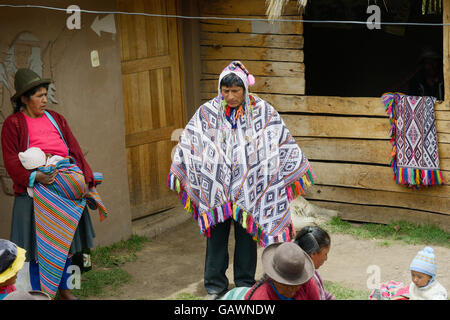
[12,84,49,114]
[294,225,331,255]
[220,73,245,89]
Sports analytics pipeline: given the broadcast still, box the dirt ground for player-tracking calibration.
[91,217,449,300]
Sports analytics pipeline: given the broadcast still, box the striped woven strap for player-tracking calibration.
[86,172,108,221]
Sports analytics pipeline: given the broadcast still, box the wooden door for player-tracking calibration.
[117,0,185,219]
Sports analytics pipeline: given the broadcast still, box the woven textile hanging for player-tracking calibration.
[382,92,444,188]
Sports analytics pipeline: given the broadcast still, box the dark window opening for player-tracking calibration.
[304,0,444,99]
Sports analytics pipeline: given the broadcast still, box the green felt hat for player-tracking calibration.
[10,68,52,103]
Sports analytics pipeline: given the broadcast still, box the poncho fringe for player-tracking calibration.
[167,167,315,247]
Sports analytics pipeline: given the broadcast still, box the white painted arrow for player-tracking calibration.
[91,14,116,37]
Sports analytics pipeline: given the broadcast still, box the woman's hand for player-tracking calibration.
[35,170,57,185]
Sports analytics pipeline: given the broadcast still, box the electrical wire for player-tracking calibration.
[0,3,448,26]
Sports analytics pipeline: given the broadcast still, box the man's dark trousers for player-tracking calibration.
[204,219,257,295]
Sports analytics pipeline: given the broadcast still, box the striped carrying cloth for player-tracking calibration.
[33,157,107,298]
[382,93,445,187]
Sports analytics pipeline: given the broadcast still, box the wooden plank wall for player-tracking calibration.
[199,0,304,99]
[198,0,450,230]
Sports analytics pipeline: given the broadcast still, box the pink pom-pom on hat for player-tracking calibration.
[227,61,255,87]
[247,74,255,86]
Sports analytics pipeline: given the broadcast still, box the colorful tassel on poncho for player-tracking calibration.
[382,93,445,188]
[33,157,107,298]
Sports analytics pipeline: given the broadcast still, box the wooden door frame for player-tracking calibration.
[116,0,187,219]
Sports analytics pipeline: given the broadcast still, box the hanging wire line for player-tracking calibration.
[0,3,448,26]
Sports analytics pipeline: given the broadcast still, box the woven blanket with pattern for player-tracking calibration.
[369,281,410,300]
[382,93,444,187]
[168,62,315,247]
[33,157,107,298]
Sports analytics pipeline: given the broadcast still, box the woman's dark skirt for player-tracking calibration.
[10,194,96,262]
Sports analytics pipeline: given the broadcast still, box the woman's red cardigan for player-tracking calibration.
[245,278,320,300]
[1,110,94,196]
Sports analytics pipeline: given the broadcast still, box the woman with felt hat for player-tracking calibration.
[1,68,98,300]
[245,242,320,300]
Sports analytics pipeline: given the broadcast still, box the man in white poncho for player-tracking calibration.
[168,61,315,299]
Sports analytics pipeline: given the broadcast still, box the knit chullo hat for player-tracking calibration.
[18,147,46,170]
[410,246,437,278]
[216,61,257,145]
[219,61,255,89]
[218,61,255,108]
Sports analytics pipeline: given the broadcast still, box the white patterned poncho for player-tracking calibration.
[168,61,315,247]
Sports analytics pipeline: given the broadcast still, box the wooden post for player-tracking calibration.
[181,0,202,120]
[444,0,450,102]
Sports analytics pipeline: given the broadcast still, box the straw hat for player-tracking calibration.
[10,68,52,103]
[262,242,315,286]
[0,239,26,283]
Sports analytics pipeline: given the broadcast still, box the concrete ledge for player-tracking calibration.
[132,205,191,239]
